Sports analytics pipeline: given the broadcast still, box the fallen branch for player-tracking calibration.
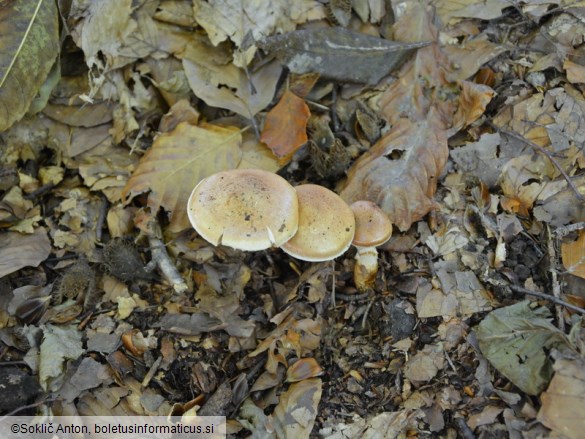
[148,220,188,294]
[508,284,585,315]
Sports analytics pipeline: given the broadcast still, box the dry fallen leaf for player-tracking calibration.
[71,0,159,71]
[39,324,84,391]
[121,122,243,232]
[339,3,495,231]
[272,378,322,439]
[259,27,429,84]
[0,0,59,132]
[286,358,323,383]
[192,0,325,48]
[182,40,282,120]
[538,358,585,439]
[561,230,585,280]
[404,343,445,383]
[0,228,52,278]
[260,90,310,162]
[339,114,448,231]
[435,0,510,24]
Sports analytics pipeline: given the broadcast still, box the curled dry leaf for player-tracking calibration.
[121,122,242,232]
[286,358,323,383]
[0,0,60,132]
[183,41,282,119]
[339,113,448,232]
[260,90,310,162]
[272,378,322,439]
[339,3,496,231]
[0,228,52,278]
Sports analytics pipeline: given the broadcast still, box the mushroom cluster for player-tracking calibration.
[187,169,392,290]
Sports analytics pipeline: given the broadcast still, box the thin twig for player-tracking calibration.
[148,220,188,294]
[361,298,375,329]
[497,127,585,203]
[553,222,585,238]
[509,285,585,315]
[0,397,57,421]
[330,261,336,309]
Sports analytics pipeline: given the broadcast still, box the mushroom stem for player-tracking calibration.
[354,246,379,291]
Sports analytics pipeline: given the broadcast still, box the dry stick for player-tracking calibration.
[509,284,585,315]
[553,221,585,238]
[0,397,58,421]
[497,127,585,203]
[546,225,564,330]
[148,221,188,294]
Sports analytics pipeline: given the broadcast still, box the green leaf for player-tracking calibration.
[0,0,60,132]
[475,301,569,395]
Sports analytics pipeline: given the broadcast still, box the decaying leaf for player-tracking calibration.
[272,378,322,439]
[39,324,84,391]
[121,122,243,232]
[561,230,585,280]
[404,343,445,383]
[286,358,323,382]
[338,3,496,231]
[339,114,448,231]
[0,228,52,278]
[248,308,322,374]
[475,301,569,395]
[260,90,310,161]
[192,0,326,47]
[416,267,491,318]
[259,27,430,84]
[71,0,159,71]
[237,130,282,172]
[538,357,585,439]
[183,42,282,119]
[320,409,424,439]
[436,0,510,25]
[0,0,60,132]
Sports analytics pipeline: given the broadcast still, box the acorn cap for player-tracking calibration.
[281,184,355,261]
[350,200,393,247]
[187,169,299,251]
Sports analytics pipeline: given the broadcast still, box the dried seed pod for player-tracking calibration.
[102,238,155,282]
[15,296,50,325]
[45,303,83,324]
[7,326,31,351]
[53,258,96,305]
[355,107,381,144]
[327,0,351,27]
[308,138,351,178]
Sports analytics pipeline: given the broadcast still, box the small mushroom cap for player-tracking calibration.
[281,184,355,262]
[187,169,298,251]
[350,200,393,247]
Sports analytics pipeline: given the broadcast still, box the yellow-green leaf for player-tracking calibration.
[121,122,243,232]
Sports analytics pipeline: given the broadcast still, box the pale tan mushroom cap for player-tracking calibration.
[187,169,298,251]
[350,200,393,247]
[281,184,355,262]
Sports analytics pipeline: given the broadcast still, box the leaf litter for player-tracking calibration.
[0,0,585,437]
